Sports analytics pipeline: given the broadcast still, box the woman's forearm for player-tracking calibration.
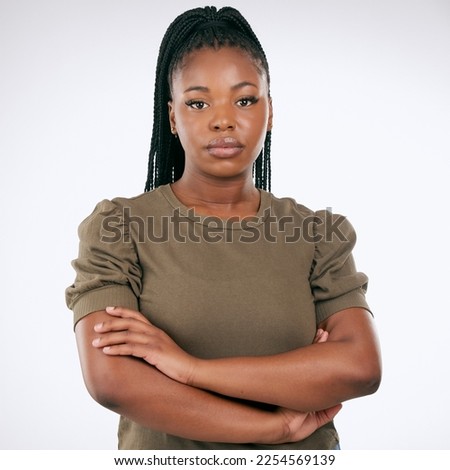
[92,355,284,443]
[76,310,293,444]
[191,343,360,411]
[89,306,378,418]
[189,308,382,411]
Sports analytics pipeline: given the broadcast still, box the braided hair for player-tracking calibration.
[144,6,272,192]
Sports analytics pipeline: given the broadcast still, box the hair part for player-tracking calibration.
[145,6,272,192]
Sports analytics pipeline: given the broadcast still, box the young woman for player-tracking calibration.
[66,6,381,450]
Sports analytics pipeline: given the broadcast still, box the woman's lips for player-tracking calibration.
[206,137,244,158]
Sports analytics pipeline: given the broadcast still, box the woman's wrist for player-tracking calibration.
[253,409,290,445]
[187,357,208,388]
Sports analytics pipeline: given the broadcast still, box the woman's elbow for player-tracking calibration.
[75,311,127,410]
[361,369,382,396]
[81,359,124,411]
[354,356,382,396]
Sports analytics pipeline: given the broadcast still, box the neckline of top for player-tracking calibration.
[159,183,272,230]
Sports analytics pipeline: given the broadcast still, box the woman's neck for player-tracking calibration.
[171,174,261,218]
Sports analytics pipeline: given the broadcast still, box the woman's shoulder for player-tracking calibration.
[111,184,170,209]
[265,190,315,219]
[77,185,172,235]
[265,191,356,244]
[87,185,172,217]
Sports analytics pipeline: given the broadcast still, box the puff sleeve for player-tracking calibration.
[65,199,142,327]
[310,210,370,324]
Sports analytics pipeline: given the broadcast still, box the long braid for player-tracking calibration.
[145,6,272,192]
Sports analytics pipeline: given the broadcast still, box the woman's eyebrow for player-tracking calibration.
[183,82,258,94]
[231,81,258,90]
[184,85,209,93]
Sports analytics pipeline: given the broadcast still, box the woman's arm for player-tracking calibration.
[94,307,381,412]
[77,310,340,444]
[191,308,382,411]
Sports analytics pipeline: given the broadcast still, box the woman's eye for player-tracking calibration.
[237,97,258,107]
[186,100,208,110]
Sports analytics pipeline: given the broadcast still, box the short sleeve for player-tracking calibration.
[65,199,142,327]
[310,210,370,324]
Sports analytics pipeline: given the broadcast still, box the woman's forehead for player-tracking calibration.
[171,46,267,87]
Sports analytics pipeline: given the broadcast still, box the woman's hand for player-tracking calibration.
[91,306,197,384]
[313,328,329,344]
[270,404,342,444]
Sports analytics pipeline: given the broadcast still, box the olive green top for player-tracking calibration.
[66,184,370,450]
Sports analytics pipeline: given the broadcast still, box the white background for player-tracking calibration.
[1,0,449,449]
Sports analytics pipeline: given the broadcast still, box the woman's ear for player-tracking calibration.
[168,101,177,135]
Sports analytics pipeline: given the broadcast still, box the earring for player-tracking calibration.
[171,127,178,138]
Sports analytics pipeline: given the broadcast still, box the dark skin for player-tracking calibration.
[92,307,380,412]
[77,309,338,444]
[76,46,381,444]
[168,47,273,218]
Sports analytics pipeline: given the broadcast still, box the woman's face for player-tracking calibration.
[169,47,272,183]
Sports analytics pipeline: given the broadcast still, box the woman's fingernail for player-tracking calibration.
[106,306,116,312]
[92,338,100,346]
[94,322,103,331]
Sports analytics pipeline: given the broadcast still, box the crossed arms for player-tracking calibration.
[75,306,381,445]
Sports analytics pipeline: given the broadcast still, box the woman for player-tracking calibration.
[66,6,381,450]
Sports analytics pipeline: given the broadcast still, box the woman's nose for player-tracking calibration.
[210,105,236,131]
